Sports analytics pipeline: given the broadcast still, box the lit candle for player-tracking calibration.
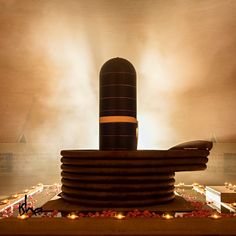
[0,199,9,205]
[209,213,221,219]
[115,213,125,220]
[233,185,236,192]
[231,202,236,207]
[162,213,174,220]
[24,189,29,193]
[209,213,221,220]
[67,213,78,220]
[17,214,29,220]
[11,194,18,199]
[228,183,233,190]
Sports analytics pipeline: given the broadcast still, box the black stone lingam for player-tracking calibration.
[60,58,213,208]
[99,58,138,150]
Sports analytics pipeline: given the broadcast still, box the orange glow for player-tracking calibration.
[162,213,174,220]
[209,213,222,219]
[67,213,78,220]
[17,214,29,220]
[115,213,125,220]
[0,199,9,205]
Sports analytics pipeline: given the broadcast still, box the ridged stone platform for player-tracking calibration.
[60,140,213,208]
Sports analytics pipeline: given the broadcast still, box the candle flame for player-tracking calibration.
[115,213,125,220]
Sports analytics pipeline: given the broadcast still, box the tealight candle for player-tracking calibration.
[115,213,125,220]
[0,199,9,205]
[224,182,228,187]
[17,214,29,220]
[11,194,18,199]
[233,185,236,192]
[24,189,29,193]
[162,213,174,220]
[209,213,221,219]
[231,202,236,207]
[67,213,78,220]
[228,183,233,190]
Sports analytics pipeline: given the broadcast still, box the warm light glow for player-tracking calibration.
[162,213,174,220]
[67,213,78,220]
[115,213,125,220]
[233,185,236,191]
[137,114,173,149]
[24,189,29,193]
[0,199,9,205]
[228,183,233,190]
[11,194,19,199]
[17,214,29,220]
[209,213,222,219]
[231,202,236,207]
[138,49,181,149]
[37,28,98,148]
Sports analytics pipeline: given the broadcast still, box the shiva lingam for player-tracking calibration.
[60,58,212,208]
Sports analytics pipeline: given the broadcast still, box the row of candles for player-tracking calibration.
[1,182,235,220]
[67,212,174,220]
[0,183,44,208]
[176,182,204,188]
[224,182,236,191]
[66,212,223,220]
[16,211,221,220]
[0,183,61,208]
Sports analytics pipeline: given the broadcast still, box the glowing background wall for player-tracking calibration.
[0,0,236,195]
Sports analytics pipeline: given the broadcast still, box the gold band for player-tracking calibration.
[99,116,137,124]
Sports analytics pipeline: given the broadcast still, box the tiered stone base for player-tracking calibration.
[60,141,212,208]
